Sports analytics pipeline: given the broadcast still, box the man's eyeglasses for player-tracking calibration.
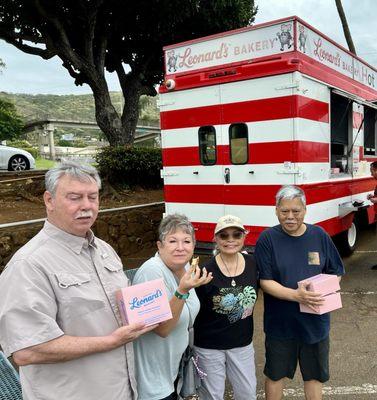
[218,231,244,240]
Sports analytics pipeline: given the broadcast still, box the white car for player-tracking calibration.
[0,144,36,171]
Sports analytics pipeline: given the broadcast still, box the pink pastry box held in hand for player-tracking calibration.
[116,278,172,326]
[298,273,342,315]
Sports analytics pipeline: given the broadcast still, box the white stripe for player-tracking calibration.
[295,118,329,143]
[255,384,377,398]
[160,73,329,112]
[165,194,373,227]
[163,164,297,185]
[341,291,377,295]
[163,163,373,185]
[162,118,330,149]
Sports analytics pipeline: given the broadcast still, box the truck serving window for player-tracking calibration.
[364,106,377,156]
[229,123,248,164]
[198,126,216,165]
[330,93,352,174]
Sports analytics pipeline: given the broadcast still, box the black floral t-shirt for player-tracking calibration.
[193,254,258,350]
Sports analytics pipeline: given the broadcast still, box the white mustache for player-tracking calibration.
[74,211,94,219]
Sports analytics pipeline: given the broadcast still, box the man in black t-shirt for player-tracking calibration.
[255,185,344,400]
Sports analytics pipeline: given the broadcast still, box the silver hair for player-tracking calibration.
[45,160,102,196]
[158,213,196,243]
[275,185,306,207]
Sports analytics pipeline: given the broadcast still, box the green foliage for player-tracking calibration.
[0,1,257,145]
[0,92,159,125]
[35,158,57,169]
[0,97,23,141]
[7,139,39,158]
[57,139,75,147]
[96,146,162,188]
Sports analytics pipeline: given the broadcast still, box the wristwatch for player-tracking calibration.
[174,290,190,300]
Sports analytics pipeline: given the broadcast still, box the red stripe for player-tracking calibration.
[193,214,355,246]
[161,95,329,130]
[193,222,266,246]
[164,178,376,206]
[162,147,200,166]
[162,141,329,166]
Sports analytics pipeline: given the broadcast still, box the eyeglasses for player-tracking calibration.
[218,231,244,240]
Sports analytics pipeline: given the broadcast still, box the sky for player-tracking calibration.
[0,0,376,95]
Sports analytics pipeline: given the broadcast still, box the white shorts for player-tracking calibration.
[194,342,257,400]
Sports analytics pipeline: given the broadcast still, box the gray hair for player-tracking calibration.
[275,185,306,207]
[158,213,195,243]
[45,160,101,196]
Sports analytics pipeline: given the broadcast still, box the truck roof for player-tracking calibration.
[162,16,377,99]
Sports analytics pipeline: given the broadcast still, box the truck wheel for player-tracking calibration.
[336,221,358,256]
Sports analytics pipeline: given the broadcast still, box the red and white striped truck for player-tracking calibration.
[159,16,377,253]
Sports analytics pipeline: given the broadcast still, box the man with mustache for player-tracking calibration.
[0,161,155,400]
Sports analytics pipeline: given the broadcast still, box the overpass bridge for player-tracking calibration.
[23,117,160,160]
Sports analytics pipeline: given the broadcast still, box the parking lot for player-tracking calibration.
[240,226,377,399]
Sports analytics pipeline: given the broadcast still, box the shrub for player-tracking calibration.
[95,146,162,188]
[7,139,39,159]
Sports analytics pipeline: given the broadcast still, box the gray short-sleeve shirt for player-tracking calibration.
[0,221,136,400]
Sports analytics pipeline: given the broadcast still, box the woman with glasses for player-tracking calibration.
[193,215,258,400]
[133,213,212,400]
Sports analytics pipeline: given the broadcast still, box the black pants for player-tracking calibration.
[160,393,177,400]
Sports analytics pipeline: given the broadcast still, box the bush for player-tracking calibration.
[7,139,39,159]
[95,146,162,188]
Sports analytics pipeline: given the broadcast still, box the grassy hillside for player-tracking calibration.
[0,91,159,124]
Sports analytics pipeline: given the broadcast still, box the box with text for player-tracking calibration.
[116,278,172,326]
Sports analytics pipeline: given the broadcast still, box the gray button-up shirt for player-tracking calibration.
[0,221,136,400]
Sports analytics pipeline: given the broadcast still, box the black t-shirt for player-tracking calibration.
[255,224,345,344]
[193,253,258,350]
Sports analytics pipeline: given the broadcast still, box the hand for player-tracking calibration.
[109,322,158,347]
[178,266,213,294]
[296,282,324,311]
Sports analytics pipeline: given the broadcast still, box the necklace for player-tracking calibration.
[219,253,239,287]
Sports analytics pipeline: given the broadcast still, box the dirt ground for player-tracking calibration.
[0,184,164,224]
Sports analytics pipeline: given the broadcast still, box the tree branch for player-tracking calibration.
[115,63,127,93]
[0,33,54,59]
[32,0,85,69]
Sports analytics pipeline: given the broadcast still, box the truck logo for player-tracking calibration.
[276,23,292,51]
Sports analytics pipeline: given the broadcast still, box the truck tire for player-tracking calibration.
[335,221,358,256]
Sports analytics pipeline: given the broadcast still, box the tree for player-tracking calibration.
[0,1,257,146]
[0,98,23,141]
[335,0,356,55]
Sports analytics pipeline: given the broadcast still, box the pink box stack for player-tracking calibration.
[116,278,173,326]
[298,273,342,315]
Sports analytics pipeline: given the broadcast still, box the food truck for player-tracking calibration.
[159,16,377,253]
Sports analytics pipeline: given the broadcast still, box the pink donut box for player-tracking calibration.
[116,278,173,326]
[298,273,342,315]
